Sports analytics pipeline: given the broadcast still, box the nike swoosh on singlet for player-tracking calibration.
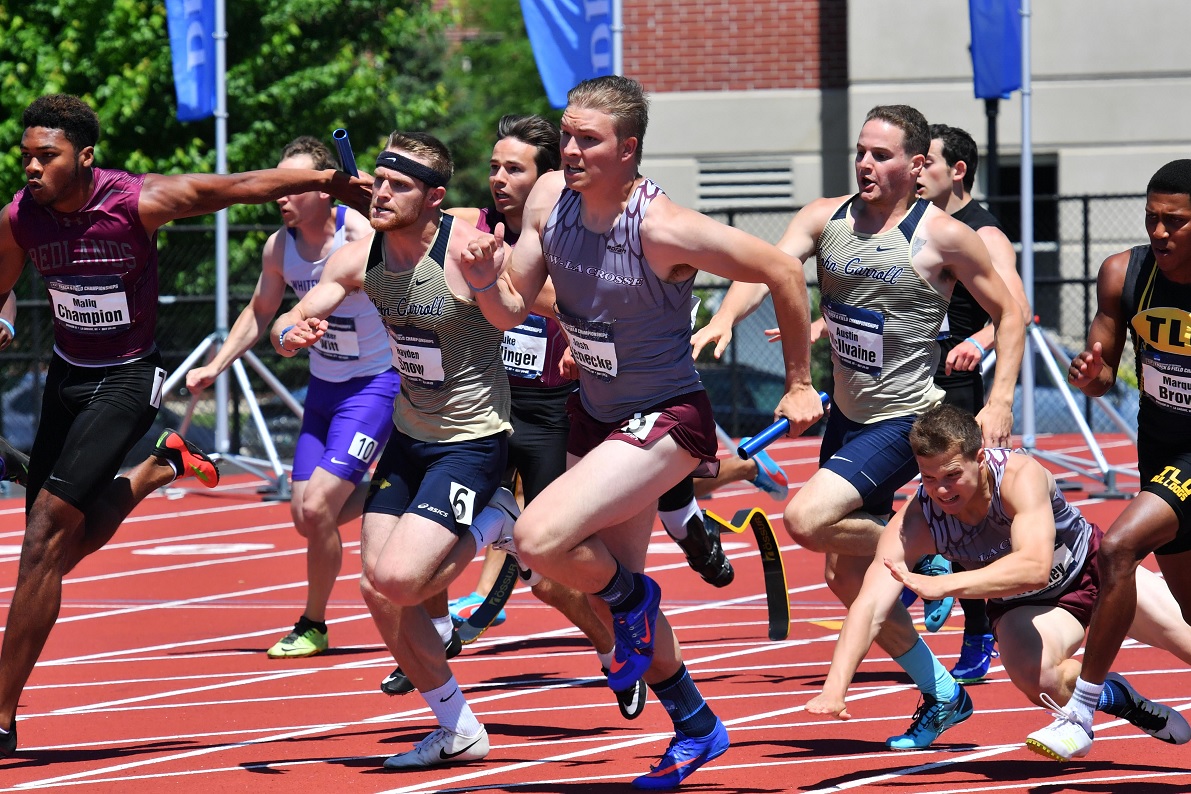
[330,457,349,466]
[439,736,483,759]
[414,277,432,286]
[875,245,893,252]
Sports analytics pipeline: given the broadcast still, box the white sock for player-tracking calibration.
[659,498,701,540]
[432,615,454,644]
[468,505,511,549]
[422,675,482,736]
[1070,676,1103,727]
[596,648,615,670]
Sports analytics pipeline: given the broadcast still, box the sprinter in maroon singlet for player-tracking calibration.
[0,94,370,757]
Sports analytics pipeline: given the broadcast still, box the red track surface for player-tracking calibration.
[1,433,1188,793]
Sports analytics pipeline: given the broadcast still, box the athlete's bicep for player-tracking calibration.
[0,207,25,292]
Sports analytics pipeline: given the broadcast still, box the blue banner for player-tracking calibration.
[520,0,614,109]
[165,0,216,121]
[969,0,1021,99]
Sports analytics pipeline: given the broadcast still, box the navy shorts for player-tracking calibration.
[819,408,919,516]
[292,369,400,485]
[364,430,508,533]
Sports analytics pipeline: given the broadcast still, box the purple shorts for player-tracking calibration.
[565,389,720,478]
[989,525,1102,634]
[292,369,400,485]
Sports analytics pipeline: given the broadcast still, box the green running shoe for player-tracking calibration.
[267,617,328,659]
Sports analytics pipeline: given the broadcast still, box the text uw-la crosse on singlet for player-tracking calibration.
[362,213,510,443]
[10,167,158,366]
[921,448,1092,605]
[476,207,573,390]
[541,179,702,422]
[1123,244,1191,448]
[817,196,949,423]
[283,205,391,383]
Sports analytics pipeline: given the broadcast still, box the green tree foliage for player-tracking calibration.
[0,0,452,294]
[439,0,556,210]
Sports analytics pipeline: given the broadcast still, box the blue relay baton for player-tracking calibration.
[332,128,357,177]
[737,391,829,460]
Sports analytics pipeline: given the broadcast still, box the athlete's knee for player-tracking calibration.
[784,498,829,552]
[292,494,338,540]
[1099,528,1150,580]
[823,555,865,605]
[511,512,561,569]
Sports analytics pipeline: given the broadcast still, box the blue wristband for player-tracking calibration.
[279,324,296,351]
[0,319,13,338]
[469,277,499,294]
[964,336,986,357]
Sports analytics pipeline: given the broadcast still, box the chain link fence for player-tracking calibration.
[0,194,1150,458]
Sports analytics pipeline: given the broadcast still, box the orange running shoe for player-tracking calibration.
[154,430,219,488]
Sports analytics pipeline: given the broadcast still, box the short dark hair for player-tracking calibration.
[280,136,335,171]
[909,404,983,459]
[929,123,979,193]
[1147,159,1191,199]
[22,94,100,153]
[496,114,560,176]
[864,105,930,158]
[567,75,649,165]
[383,131,454,184]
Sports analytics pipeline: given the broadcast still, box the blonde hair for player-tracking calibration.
[566,75,649,165]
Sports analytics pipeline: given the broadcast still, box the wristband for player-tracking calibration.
[468,277,499,294]
[0,319,13,338]
[278,324,296,352]
[963,336,986,357]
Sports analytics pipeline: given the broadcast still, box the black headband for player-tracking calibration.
[375,151,449,188]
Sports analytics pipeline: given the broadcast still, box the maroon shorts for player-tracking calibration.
[989,525,1102,635]
[566,389,720,478]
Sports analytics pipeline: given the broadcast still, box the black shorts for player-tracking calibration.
[507,383,572,503]
[1138,435,1191,556]
[27,352,165,512]
[940,374,984,416]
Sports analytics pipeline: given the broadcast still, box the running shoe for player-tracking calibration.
[951,633,998,683]
[382,725,489,770]
[267,617,328,659]
[0,722,15,758]
[1101,672,1191,744]
[912,554,954,632]
[484,487,528,569]
[449,591,505,627]
[674,513,734,588]
[380,627,463,695]
[154,429,220,488]
[632,717,729,790]
[603,667,648,720]
[0,436,29,487]
[607,574,662,691]
[1025,693,1094,760]
[885,685,973,750]
[740,438,789,501]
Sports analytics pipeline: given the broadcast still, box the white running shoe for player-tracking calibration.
[382,726,490,770]
[1025,693,1094,761]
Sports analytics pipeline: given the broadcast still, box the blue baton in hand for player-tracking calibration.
[738,392,829,460]
[332,128,357,177]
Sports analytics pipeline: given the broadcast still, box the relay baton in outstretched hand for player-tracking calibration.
[738,391,829,460]
[332,128,357,177]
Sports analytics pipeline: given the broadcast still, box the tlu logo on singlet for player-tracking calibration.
[1134,307,1191,412]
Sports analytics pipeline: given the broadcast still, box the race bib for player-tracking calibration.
[315,315,361,361]
[450,482,477,525]
[46,275,132,334]
[347,431,380,463]
[557,312,617,381]
[1141,356,1191,414]
[821,298,884,376]
[503,315,548,379]
[390,326,445,388]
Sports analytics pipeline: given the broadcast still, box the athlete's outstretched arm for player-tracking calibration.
[1068,251,1129,396]
[643,197,822,435]
[138,169,372,234]
[187,231,289,392]
[270,233,369,356]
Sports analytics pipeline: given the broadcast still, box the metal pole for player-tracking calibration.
[213,0,230,455]
[985,98,1000,207]
[612,0,623,75]
[1020,0,1036,449]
